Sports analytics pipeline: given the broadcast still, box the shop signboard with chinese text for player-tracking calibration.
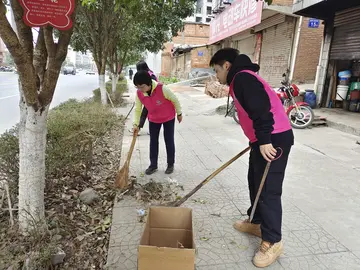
[209,0,263,44]
[19,0,75,31]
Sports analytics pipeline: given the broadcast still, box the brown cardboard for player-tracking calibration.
[138,207,195,270]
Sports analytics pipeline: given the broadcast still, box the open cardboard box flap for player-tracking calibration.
[138,207,195,270]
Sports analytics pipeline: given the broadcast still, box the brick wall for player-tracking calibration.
[169,46,210,79]
[161,53,172,77]
[191,47,210,69]
[272,0,294,6]
[172,23,210,45]
[176,54,185,78]
[292,18,324,83]
[172,36,209,45]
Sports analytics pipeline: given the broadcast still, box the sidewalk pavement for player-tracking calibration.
[107,81,360,269]
[315,108,360,137]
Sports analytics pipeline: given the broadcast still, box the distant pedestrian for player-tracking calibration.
[209,48,294,268]
[129,68,133,80]
[133,70,182,175]
[136,61,158,134]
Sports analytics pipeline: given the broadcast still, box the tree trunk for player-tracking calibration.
[18,93,49,231]
[98,74,107,105]
[111,73,118,93]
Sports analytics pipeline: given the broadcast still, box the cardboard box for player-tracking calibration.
[138,207,195,270]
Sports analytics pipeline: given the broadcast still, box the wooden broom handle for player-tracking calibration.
[249,161,271,223]
[171,146,251,207]
[126,130,138,162]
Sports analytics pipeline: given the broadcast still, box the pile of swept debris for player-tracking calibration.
[119,176,184,206]
[205,79,229,98]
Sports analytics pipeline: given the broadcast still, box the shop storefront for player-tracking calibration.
[232,31,257,61]
[255,14,296,86]
[294,1,360,112]
[326,7,360,112]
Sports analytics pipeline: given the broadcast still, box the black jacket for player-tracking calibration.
[227,54,294,146]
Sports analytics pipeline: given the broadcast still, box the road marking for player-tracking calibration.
[0,94,19,100]
[0,83,17,86]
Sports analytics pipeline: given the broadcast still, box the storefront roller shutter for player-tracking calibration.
[237,36,256,61]
[330,7,360,60]
[259,17,295,87]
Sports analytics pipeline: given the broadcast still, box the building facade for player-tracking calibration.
[161,22,211,79]
[294,0,360,112]
[186,0,214,24]
[207,0,324,87]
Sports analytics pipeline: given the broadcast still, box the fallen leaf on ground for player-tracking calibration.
[200,237,210,241]
[229,240,248,250]
[192,199,207,204]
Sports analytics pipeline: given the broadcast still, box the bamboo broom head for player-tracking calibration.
[115,160,130,189]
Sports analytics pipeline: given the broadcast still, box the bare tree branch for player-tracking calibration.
[44,27,56,58]
[56,30,73,62]
[39,0,78,108]
[33,28,47,83]
[10,0,34,62]
[56,1,77,62]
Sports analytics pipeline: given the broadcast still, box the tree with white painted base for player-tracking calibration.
[0,1,76,231]
[71,0,126,104]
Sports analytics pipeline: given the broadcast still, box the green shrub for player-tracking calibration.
[159,76,179,85]
[119,73,125,81]
[46,100,120,178]
[0,127,19,196]
[0,100,121,196]
[93,80,128,106]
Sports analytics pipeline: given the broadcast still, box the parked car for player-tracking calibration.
[86,70,96,75]
[0,66,13,72]
[63,66,76,75]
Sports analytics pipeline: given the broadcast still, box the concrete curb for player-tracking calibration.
[325,119,360,137]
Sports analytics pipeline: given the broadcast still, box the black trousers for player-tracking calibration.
[246,144,291,243]
[149,118,175,168]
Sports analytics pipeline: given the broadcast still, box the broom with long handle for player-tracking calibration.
[249,147,283,222]
[115,129,139,189]
[167,146,251,207]
[249,161,271,222]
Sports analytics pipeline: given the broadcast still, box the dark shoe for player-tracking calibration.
[145,166,157,175]
[165,165,174,174]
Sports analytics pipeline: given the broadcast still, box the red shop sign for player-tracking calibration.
[19,0,75,30]
[209,0,263,44]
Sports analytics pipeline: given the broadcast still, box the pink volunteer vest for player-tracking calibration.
[137,83,176,124]
[229,70,291,143]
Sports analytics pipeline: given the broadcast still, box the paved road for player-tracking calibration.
[0,72,98,134]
